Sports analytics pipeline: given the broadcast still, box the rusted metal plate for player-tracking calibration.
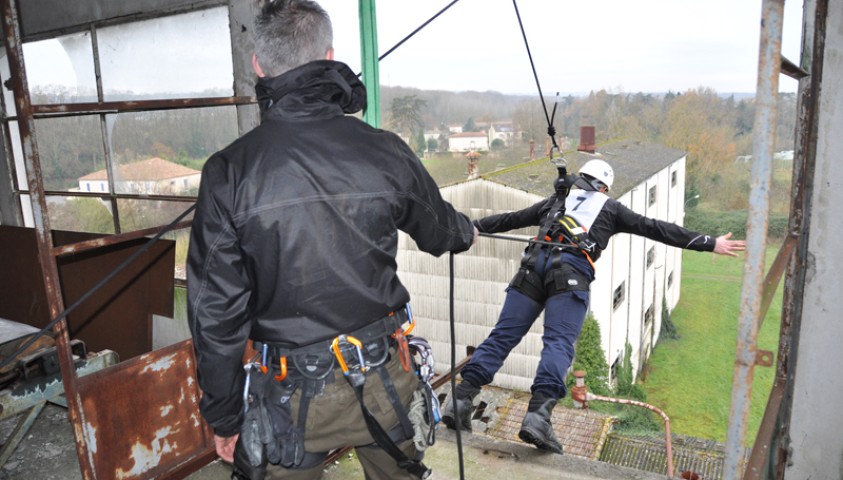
[75,339,213,479]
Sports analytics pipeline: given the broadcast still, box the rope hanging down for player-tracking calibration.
[511,0,561,157]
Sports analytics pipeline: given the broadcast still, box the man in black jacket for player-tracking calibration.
[442,158,745,454]
[187,1,476,478]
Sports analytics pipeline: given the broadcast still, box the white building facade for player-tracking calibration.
[397,140,689,391]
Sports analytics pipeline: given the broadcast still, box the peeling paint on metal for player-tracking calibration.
[190,413,201,428]
[160,405,174,417]
[115,427,177,479]
[84,422,98,454]
[140,353,177,374]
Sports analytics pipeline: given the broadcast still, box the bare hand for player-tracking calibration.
[713,232,746,257]
[214,433,239,463]
[472,225,480,246]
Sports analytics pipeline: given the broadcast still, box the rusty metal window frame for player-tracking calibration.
[8,5,255,238]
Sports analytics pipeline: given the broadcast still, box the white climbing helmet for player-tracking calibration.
[578,159,614,191]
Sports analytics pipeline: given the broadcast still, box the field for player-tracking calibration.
[640,246,783,444]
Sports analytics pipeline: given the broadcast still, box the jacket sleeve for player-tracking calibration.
[394,145,475,256]
[473,197,549,234]
[187,156,252,437]
[611,200,716,252]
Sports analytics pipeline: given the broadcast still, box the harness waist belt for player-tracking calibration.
[254,308,408,360]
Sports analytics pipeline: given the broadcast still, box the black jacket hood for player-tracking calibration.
[255,60,367,119]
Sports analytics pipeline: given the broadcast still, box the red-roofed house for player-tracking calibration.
[77,157,201,195]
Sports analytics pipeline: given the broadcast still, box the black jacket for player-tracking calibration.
[187,60,474,436]
[475,188,715,263]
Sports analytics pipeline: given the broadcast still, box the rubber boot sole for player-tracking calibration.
[518,426,563,454]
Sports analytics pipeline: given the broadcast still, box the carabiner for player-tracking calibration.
[331,335,367,375]
[274,356,288,381]
[403,303,416,335]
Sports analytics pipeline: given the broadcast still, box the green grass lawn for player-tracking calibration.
[640,246,783,445]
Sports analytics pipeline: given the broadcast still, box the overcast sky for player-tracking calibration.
[22,0,804,98]
[319,0,804,95]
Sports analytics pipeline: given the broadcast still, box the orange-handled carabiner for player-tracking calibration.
[274,356,287,381]
[331,335,366,375]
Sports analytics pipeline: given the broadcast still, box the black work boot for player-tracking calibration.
[518,398,563,454]
[441,381,479,431]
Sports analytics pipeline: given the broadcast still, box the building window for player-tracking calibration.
[613,281,626,311]
[646,246,655,268]
[671,170,677,187]
[610,356,620,386]
[667,271,674,288]
[644,304,654,326]
[648,185,657,206]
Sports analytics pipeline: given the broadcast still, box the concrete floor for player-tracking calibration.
[0,402,668,480]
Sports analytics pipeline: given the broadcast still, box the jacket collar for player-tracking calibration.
[255,60,367,120]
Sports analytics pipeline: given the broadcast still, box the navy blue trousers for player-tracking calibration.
[460,249,592,400]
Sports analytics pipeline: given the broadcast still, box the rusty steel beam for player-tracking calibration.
[724,0,784,477]
[0,0,97,479]
[758,235,797,329]
[52,220,192,257]
[21,96,256,119]
[780,56,810,79]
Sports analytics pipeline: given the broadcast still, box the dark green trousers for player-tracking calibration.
[266,349,421,480]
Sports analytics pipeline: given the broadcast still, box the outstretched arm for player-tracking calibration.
[713,232,746,257]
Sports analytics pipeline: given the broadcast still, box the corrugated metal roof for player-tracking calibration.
[481,140,687,199]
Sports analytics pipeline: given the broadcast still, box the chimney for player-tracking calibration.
[578,126,596,153]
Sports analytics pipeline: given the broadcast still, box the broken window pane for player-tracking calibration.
[107,106,238,196]
[23,32,98,104]
[116,199,192,276]
[33,115,106,192]
[48,195,115,234]
[98,7,234,100]
[117,198,194,232]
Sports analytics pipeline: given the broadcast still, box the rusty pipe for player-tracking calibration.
[571,371,674,478]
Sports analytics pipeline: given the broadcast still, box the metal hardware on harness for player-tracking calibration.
[331,335,367,387]
[392,303,416,372]
[274,357,288,381]
[408,337,435,383]
[403,303,416,335]
[393,328,412,373]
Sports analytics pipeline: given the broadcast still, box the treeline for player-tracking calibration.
[30,85,797,215]
[380,86,797,212]
[30,88,239,191]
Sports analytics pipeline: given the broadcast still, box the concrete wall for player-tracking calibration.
[785,0,843,477]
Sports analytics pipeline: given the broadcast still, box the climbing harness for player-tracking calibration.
[236,306,436,479]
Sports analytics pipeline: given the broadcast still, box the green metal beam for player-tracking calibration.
[359,0,380,128]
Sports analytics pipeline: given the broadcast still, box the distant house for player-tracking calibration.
[78,157,201,195]
[398,138,689,391]
[488,122,516,146]
[448,132,489,152]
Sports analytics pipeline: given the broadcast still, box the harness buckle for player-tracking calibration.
[331,335,367,387]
